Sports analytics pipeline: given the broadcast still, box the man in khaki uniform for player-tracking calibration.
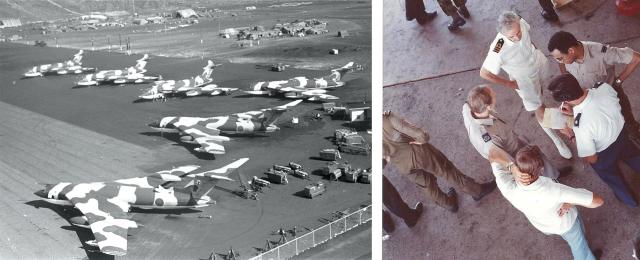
[383,111,496,212]
[547,31,640,138]
[462,85,571,181]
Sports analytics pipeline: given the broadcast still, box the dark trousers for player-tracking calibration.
[383,175,413,232]
[538,0,557,14]
[612,83,640,133]
[405,0,426,20]
[591,130,640,207]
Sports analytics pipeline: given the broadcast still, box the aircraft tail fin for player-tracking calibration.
[201,60,214,80]
[73,50,84,64]
[183,158,249,199]
[330,62,354,81]
[261,109,286,127]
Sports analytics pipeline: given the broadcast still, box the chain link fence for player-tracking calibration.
[249,205,372,260]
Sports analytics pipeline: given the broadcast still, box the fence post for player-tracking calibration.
[295,238,298,255]
[329,220,332,239]
[277,246,280,260]
[313,229,316,246]
[344,216,347,232]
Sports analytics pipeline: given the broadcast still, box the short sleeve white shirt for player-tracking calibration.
[491,163,593,235]
[572,83,624,157]
[566,41,634,89]
[482,18,545,78]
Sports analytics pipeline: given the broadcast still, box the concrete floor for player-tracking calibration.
[383,0,640,259]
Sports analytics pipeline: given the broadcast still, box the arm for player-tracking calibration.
[387,112,429,144]
[618,50,640,82]
[583,154,598,164]
[488,145,532,184]
[585,193,604,208]
[480,67,518,90]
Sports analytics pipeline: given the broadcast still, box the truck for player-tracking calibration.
[319,149,341,161]
[265,168,288,184]
[288,162,303,171]
[334,129,370,155]
[273,165,293,174]
[303,182,326,198]
[359,169,371,184]
[292,169,310,179]
[343,168,362,183]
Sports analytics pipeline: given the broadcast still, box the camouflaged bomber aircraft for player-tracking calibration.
[34,158,249,256]
[244,62,356,101]
[148,100,302,155]
[76,54,159,86]
[139,60,238,100]
[23,50,96,78]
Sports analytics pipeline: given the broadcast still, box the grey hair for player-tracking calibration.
[497,11,520,34]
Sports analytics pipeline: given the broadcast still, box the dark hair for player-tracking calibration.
[547,31,580,54]
[548,73,583,102]
[515,145,544,177]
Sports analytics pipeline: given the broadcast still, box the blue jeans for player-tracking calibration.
[591,130,640,207]
[560,215,595,260]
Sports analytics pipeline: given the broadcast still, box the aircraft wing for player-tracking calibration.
[176,124,228,154]
[113,165,201,188]
[234,100,302,119]
[68,187,137,256]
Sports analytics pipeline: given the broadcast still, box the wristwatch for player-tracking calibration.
[615,77,623,86]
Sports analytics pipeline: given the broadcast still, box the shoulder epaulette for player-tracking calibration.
[601,45,608,53]
[482,132,492,142]
[493,38,504,53]
[574,113,582,127]
[593,82,604,89]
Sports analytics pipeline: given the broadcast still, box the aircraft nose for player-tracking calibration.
[148,120,160,128]
[34,189,47,198]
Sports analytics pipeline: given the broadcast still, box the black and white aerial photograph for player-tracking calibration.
[0,0,372,259]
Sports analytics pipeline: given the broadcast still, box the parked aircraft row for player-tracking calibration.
[23,51,357,101]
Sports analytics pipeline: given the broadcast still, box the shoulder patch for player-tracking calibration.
[601,45,608,53]
[574,113,582,127]
[482,132,492,142]
[593,82,604,89]
[493,38,504,53]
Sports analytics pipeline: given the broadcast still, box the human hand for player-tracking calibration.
[409,141,424,145]
[559,127,575,142]
[511,166,532,185]
[557,203,572,217]
[559,102,573,116]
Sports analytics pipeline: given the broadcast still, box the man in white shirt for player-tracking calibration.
[548,73,640,207]
[489,145,603,260]
[547,31,640,138]
[480,11,572,160]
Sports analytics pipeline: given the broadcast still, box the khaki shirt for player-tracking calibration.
[383,112,429,173]
[565,41,634,89]
[461,104,526,158]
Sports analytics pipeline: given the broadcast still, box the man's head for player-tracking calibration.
[467,85,496,117]
[548,31,581,64]
[548,73,584,103]
[497,11,522,42]
[515,145,544,179]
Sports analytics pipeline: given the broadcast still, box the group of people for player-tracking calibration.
[384,10,640,259]
[404,0,561,31]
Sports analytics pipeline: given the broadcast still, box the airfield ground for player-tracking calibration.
[0,1,371,259]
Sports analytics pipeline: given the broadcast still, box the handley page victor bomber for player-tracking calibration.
[34,158,249,256]
[148,100,302,155]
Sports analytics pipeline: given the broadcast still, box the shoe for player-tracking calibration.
[541,10,559,21]
[473,180,496,201]
[458,5,470,18]
[442,188,459,212]
[416,11,437,25]
[556,140,573,159]
[593,249,603,259]
[404,202,423,227]
[447,18,466,31]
